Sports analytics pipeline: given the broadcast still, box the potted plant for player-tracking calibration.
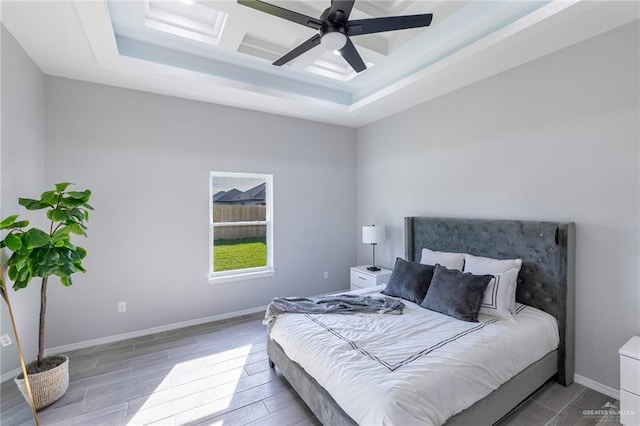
[0,182,92,409]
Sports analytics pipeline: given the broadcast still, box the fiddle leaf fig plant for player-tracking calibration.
[0,182,92,368]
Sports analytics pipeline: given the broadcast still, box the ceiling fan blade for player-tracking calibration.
[348,14,433,36]
[339,38,366,73]
[329,0,355,21]
[237,0,324,30]
[274,34,322,66]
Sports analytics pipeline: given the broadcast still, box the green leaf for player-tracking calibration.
[7,265,17,281]
[60,197,86,208]
[51,227,71,244]
[32,262,55,277]
[66,223,86,236]
[60,276,73,287]
[59,240,76,251]
[7,253,29,269]
[12,279,29,290]
[70,263,86,274]
[0,218,29,230]
[75,246,87,259]
[55,182,73,192]
[70,208,84,222]
[13,220,29,228]
[9,263,32,289]
[47,209,72,223]
[18,198,49,210]
[45,249,61,265]
[0,215,19,229]
[24,228,50,249]
[29,247,49,266]
[66,191,91,200]
[3,233,22,251]
[40,190,57,205]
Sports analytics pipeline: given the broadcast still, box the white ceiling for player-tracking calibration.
[1,1,638,127]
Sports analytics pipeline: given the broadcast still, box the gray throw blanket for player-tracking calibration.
[264,294,404,332]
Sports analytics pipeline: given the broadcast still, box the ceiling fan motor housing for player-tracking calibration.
[320,23,348,50]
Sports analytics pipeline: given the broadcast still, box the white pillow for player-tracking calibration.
[420,248,465,270]
[463,253,522,274]
[477,268,519,320]
[464,253,523,312]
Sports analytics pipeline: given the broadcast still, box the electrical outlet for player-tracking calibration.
[324,271,329,279]
[1,334,12,347]
[118,302,127,313]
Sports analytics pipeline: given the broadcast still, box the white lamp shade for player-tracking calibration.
[362,225,384,244]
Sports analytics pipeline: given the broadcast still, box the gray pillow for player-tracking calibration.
[421,264,493,322]
[382,258,434,304]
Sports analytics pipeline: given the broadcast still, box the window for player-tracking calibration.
[209,172,274,283]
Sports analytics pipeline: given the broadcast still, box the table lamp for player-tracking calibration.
[362,225,384,271]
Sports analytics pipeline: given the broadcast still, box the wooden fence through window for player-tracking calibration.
[212,205,267,240]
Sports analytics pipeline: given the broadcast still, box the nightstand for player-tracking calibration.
[350,265,392,291]
[620,336,640,426]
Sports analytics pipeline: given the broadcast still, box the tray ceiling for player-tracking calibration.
[2,1,638,127]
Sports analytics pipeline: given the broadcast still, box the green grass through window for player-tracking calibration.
[213,237,267,272]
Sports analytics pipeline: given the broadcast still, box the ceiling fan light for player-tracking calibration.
[321,32,347,51]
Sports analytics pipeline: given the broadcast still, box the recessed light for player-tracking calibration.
[178,0,194,5]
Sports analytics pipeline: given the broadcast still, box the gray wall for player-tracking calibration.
[356,21,640,390]
[0,26,46,374]
[43,77,357,348]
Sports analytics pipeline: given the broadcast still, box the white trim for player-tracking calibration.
[34,305,266,363]
[208,269,276,284]
[1,367,22,383]
[214,220,268,227]
[208,171,274,278]
[574,374,620,400]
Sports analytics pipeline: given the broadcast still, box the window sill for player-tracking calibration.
[208,269,276,285]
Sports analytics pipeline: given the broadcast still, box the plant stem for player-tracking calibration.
[39,194,59,365]
[37,276,48,365]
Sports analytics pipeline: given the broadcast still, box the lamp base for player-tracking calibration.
[367,266,381,271]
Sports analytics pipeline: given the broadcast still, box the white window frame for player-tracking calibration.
[208,171,274,284]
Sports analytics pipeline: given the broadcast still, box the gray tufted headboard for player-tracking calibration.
[404,217,575,386]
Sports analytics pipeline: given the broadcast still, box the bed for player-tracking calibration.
[267,217,575,425]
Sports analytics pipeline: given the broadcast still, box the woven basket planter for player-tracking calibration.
[15,355,69,410]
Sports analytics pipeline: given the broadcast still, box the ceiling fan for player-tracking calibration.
[237,0,433,73]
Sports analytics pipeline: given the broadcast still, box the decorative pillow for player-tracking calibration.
[420,248,465,270]
[421,264,493,322]
[382,258,434,305]
[477,268,520,320]
[463,253,522,274]
[464,254,523,312]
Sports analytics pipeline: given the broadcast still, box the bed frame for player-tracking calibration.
[267,217,575,425]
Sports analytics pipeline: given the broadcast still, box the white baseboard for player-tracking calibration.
[574,374,620,400]
[1,367,22,383]
[1,305,267,383]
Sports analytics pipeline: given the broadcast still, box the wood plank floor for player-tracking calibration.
[0,314,620,425]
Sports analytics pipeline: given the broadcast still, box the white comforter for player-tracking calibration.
[270,285,559,426]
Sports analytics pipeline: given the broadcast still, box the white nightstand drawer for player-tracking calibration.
[349,266,392,291]
[350,270,377,288]
[621,354,640,396]
[620,389,640,426]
